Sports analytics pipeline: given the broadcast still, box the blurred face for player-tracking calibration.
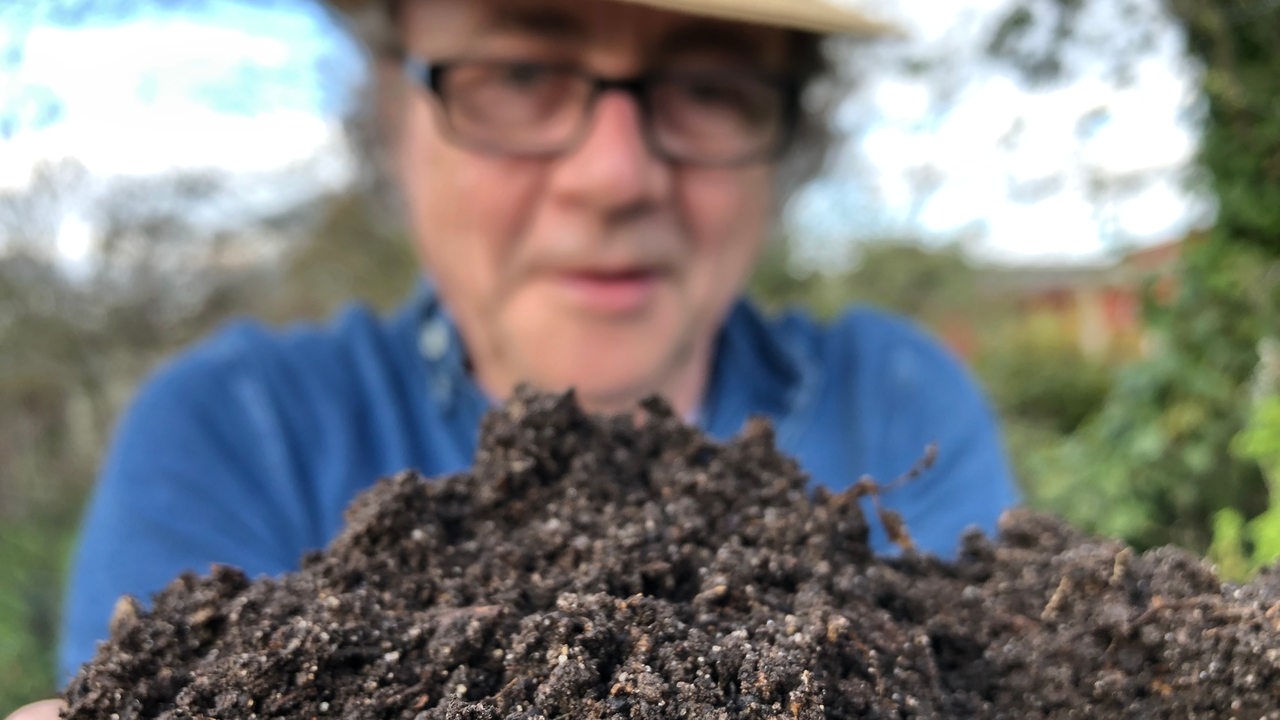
[394,0,792,415]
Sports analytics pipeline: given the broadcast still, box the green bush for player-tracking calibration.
[1039,242,1275,553]
[0,520,73,710]
[977,338,1114,437]
[1209,394,1280,579]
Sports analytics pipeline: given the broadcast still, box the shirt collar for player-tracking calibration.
[409,279,482,415]
[700,299,809,441]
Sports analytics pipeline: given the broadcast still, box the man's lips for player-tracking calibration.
[552,268,663,315]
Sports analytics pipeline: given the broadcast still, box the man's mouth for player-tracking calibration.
[554,268,662,316]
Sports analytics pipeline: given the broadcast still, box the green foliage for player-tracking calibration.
[976,331,1114,436]
[749,238,979,322]
[1237,395,1280,482]
[1209,394,1280,579]
[1026,241,1278,551]
[259,193,419,322]
[0,522,73,710]
[1169,0,1280,253]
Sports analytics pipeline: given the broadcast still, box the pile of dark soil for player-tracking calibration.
[65,389,1280,719]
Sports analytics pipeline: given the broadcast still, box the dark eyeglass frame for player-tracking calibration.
[402,55,801,167]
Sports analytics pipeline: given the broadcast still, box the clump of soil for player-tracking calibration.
[65,389,1280,719]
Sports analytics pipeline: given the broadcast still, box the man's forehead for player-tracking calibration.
[406,0,790,63]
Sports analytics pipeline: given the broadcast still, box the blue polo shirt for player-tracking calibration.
[59,283,1019,682]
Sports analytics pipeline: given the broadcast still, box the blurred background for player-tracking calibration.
[1,0,1278,708]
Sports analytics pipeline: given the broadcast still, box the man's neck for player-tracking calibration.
[473,337,713,422]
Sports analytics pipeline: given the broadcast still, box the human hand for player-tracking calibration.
[4,699,63,720]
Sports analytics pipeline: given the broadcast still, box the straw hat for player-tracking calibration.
[326,0,895,37]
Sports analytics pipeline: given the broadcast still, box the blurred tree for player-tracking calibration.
[1210,393,1280,579]
[750,238,978,322]
[260,191,418,322]
[0,159,331,708]
[0,251,97,710]
[841,241,977,320]
[748,235,815,312]
[977,336,1114,437]
[0,158,426,703]
[0,160,90,255]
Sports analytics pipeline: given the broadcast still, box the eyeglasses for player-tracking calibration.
[403,56,798,167]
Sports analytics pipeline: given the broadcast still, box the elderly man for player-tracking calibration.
[9,0,1018,716]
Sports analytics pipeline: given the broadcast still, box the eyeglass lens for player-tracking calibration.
[431,61,787,165]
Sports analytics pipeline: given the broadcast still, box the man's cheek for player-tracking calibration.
[681,174,768,239]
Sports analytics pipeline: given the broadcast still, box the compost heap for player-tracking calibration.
[65,389,1280,719]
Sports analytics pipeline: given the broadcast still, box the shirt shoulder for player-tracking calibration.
[764,303,971,400]
[149,298,443,483]
[783,304,958,364]
[155,302,401,394]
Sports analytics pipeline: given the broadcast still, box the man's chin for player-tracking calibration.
[540,378,654,414]
[501,319,697,414]
[518,365,674,416]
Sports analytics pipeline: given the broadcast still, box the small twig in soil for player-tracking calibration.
[847,444,939,553]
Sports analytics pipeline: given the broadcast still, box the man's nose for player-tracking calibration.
[546,89,670,214]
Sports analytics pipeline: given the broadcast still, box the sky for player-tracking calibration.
[2,1,361,174]
[787,0,1211,266]
[0,0,1212,269]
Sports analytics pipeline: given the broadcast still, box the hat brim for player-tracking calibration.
[618,0,895,36]
[329,0,895,37]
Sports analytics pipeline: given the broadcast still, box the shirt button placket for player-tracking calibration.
[419,316,454,402]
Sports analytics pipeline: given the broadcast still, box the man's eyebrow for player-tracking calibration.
[484,8,588,42]
[655,22,773,65]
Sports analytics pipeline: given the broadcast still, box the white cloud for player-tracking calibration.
[0,3,363,271]
[3,0,363,184]
[973,192,1110,264]
[803,0,1208,266]
[1113,176,1211,240]
[3,107,346,180]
